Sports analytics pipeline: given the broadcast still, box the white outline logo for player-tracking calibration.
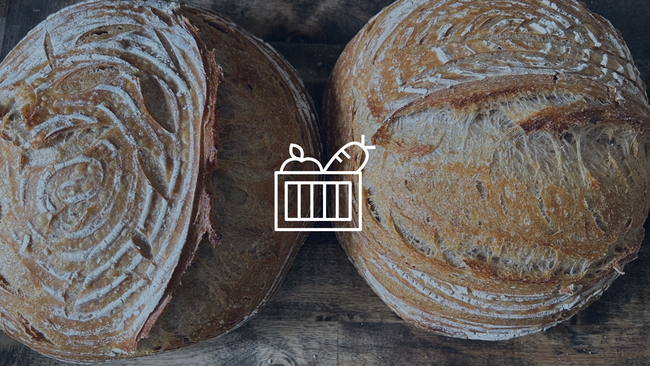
[274,135,375,232]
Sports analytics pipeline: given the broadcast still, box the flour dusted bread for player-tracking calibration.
[0,0,319,362]
[325,0,650,340]
[136,5,320,355]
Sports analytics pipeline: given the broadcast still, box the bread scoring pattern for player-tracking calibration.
[326,0,650,340]
[0,1,210,359]
[357,0,646,122]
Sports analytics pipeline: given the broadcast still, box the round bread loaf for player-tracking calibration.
[0,0,319,362]
[324,0,650,340]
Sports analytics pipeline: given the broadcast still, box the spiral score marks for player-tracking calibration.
[326,0,650,340]
[0,1,209,360]
[353,0,647,122]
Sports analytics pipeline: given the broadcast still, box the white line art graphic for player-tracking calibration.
[274,135,375,232]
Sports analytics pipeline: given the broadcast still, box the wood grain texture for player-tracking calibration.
[0,1,7,55]
[178,0,394,44]
[6,230,650,365]
[1,0,650,365]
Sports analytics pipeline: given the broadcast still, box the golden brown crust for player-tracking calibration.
[134,5,321,355]
[325,0,650,340]
[0,1,213,360]
[138,33,223,347]
[0,0,320,362]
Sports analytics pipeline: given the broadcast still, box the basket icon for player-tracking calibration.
[274,136,375,232]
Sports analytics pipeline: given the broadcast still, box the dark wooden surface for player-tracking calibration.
[1,0,650,365]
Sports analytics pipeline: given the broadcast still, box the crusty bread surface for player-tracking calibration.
[137,4,321,356]
[325,0,650,340]
[0,0,320,362]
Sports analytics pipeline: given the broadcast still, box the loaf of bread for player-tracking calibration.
[0,0,319,362]
[325,0,650,340]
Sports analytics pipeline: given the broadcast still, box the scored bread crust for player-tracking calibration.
[0,0,214,360]
[0,0,320,362]
[135,4,321,355]
[325,0,650,340]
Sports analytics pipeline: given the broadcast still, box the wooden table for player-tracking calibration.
[1,0,650,365]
